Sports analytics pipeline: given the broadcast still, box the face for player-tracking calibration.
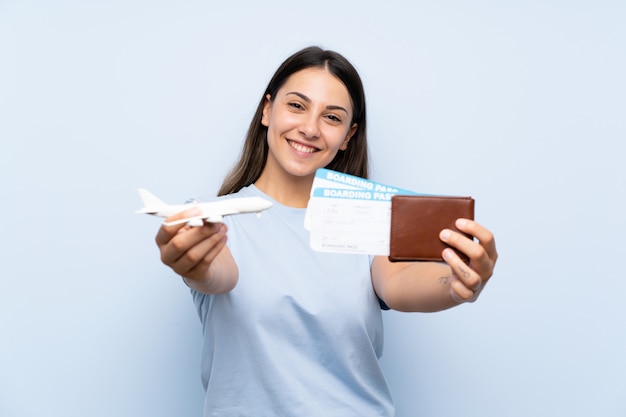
[260,67,357,182]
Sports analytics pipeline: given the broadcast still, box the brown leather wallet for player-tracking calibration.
[389,195,474,263]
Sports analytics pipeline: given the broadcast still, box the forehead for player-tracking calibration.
[278,67,352,108]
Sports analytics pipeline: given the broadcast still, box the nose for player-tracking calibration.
[299,114,320,139]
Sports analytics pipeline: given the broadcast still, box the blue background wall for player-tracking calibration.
[1,1,625,416]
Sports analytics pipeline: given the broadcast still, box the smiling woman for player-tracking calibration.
[151,46,498,417]
[217,47,370,199]
[257,67,358,205]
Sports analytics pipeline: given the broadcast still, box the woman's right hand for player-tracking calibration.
[154,207,238,294]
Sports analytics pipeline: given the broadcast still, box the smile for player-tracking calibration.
[287,140,319,154]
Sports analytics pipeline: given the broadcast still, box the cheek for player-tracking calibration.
[326,127,351,150]
[265,124,284,150]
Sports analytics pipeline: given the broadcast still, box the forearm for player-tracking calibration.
[183,247,239,295]
[373,259,460,312]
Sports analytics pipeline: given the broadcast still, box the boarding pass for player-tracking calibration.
[305,168,420,255]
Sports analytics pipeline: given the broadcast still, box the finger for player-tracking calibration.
[455,219,498,263]
[442,248,482,291]
[155,207,202,246]
[439,227,486,264]
[160,222,224,266]
[449,274,477,303]
[439,223,495,280]
[168,225,228,275]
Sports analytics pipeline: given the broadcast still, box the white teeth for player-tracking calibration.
[288,140,316,153]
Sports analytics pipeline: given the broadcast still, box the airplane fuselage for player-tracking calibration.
[136,189,273,226]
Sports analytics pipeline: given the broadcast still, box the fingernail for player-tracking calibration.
[442,248,453,260]
[440,230,451,241]
[456,219,467,228]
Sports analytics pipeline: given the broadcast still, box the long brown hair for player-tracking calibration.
[218,46,369,196]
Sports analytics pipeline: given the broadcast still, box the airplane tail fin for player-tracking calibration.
[136,188,167,213]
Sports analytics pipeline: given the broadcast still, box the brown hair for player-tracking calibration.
[218,46,369,196]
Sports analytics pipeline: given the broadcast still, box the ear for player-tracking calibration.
[261,94,272,127]
[339,123,358,151]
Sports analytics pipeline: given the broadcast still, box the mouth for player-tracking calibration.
[287,139,319,154]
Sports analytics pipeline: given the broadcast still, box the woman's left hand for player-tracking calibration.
[439,219,498,303]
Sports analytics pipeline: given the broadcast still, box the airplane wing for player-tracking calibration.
[162,214,223,227]
[163,216,204,227]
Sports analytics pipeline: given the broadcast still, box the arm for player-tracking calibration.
[155,207,239,294]
[371,218,497,312]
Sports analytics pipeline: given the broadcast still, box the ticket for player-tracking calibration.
[306,169,420,255]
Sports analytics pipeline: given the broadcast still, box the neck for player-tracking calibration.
[254,172,313,208]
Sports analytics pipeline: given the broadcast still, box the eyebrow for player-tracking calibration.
[286,91,350,115]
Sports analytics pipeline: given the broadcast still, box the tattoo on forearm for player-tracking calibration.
[439,276,450,286]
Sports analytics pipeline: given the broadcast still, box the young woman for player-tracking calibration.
[155,46,497,416]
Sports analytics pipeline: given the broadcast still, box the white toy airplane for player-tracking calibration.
[136,188,273,226]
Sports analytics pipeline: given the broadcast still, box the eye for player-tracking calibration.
[288,102,304,110]
[325,114,343,123]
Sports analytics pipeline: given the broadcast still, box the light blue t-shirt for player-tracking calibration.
[192,185,394,416]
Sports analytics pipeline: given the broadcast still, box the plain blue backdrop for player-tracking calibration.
[1,1,625,416]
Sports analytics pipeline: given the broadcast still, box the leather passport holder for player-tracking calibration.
[389,195,474,263]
